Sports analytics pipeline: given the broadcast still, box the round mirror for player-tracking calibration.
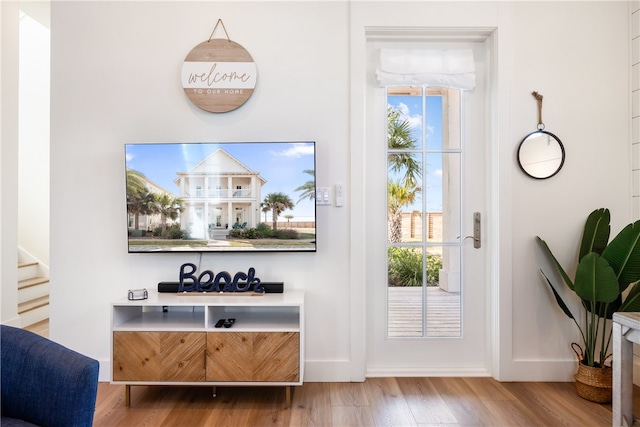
[517,130,565,179]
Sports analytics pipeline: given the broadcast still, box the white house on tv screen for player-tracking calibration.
[174,148,266,239]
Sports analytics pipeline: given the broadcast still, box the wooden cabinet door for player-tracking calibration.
[206,332,253,381]
[113,331,206,382]
[206,332,299,382]
[253,332,299,382]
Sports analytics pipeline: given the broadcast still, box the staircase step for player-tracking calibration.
[18,278,49,304]
[18,261,38,269]
[18,295,49,315]
[19,276,49,290]
[19,303,49,328]
[17,259,50,328]
[18,261,41,282]
[18,296,50,328]
[24,319,49,338]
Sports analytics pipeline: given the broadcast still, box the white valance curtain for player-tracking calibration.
[376,48,476,90]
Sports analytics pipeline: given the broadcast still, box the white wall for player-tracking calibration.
[5,0,625,382]
[505,1,629,379]
[19,9,50,268]
[49,1,350,381]
[1,1,21,327]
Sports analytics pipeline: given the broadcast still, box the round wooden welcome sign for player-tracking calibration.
[181,38,257,113]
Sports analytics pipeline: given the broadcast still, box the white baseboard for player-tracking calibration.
[304,360,354,382]
[98,360,111,382]
[366,366,490,378]
[503,357,640,383]
[500,359,592,382]
[3,316,21,328]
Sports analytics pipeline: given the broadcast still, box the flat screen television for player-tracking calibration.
[125,141,316,253]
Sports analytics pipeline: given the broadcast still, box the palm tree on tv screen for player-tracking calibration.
[260,202,270,223]
[126,169,154,231]
[294,169,315,203]
[126,169,146,199]
[153,193,184,235]
[262,192,294,231]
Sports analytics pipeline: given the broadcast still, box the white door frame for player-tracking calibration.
[349,26,504,381]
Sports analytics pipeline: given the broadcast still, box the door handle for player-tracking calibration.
[460,212,481,249]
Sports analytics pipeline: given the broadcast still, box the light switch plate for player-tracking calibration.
[316,187,331,206]
[335,184,344,207]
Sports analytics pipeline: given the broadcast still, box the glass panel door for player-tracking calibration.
[386,87,462,338]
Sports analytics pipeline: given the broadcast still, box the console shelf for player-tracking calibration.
[110,291,304,407]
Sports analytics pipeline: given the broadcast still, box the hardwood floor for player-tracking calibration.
[93,378,640,426]
[27,321,638,425]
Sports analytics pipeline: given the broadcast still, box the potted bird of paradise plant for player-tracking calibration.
[537,208,640,402]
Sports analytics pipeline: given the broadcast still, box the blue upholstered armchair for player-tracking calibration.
[1,325,99,427]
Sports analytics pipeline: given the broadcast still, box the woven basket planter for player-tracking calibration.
[574,362,612,403]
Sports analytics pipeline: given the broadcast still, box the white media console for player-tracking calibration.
[110,290,304,407]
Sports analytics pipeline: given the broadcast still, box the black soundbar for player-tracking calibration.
[158,281,284,293]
